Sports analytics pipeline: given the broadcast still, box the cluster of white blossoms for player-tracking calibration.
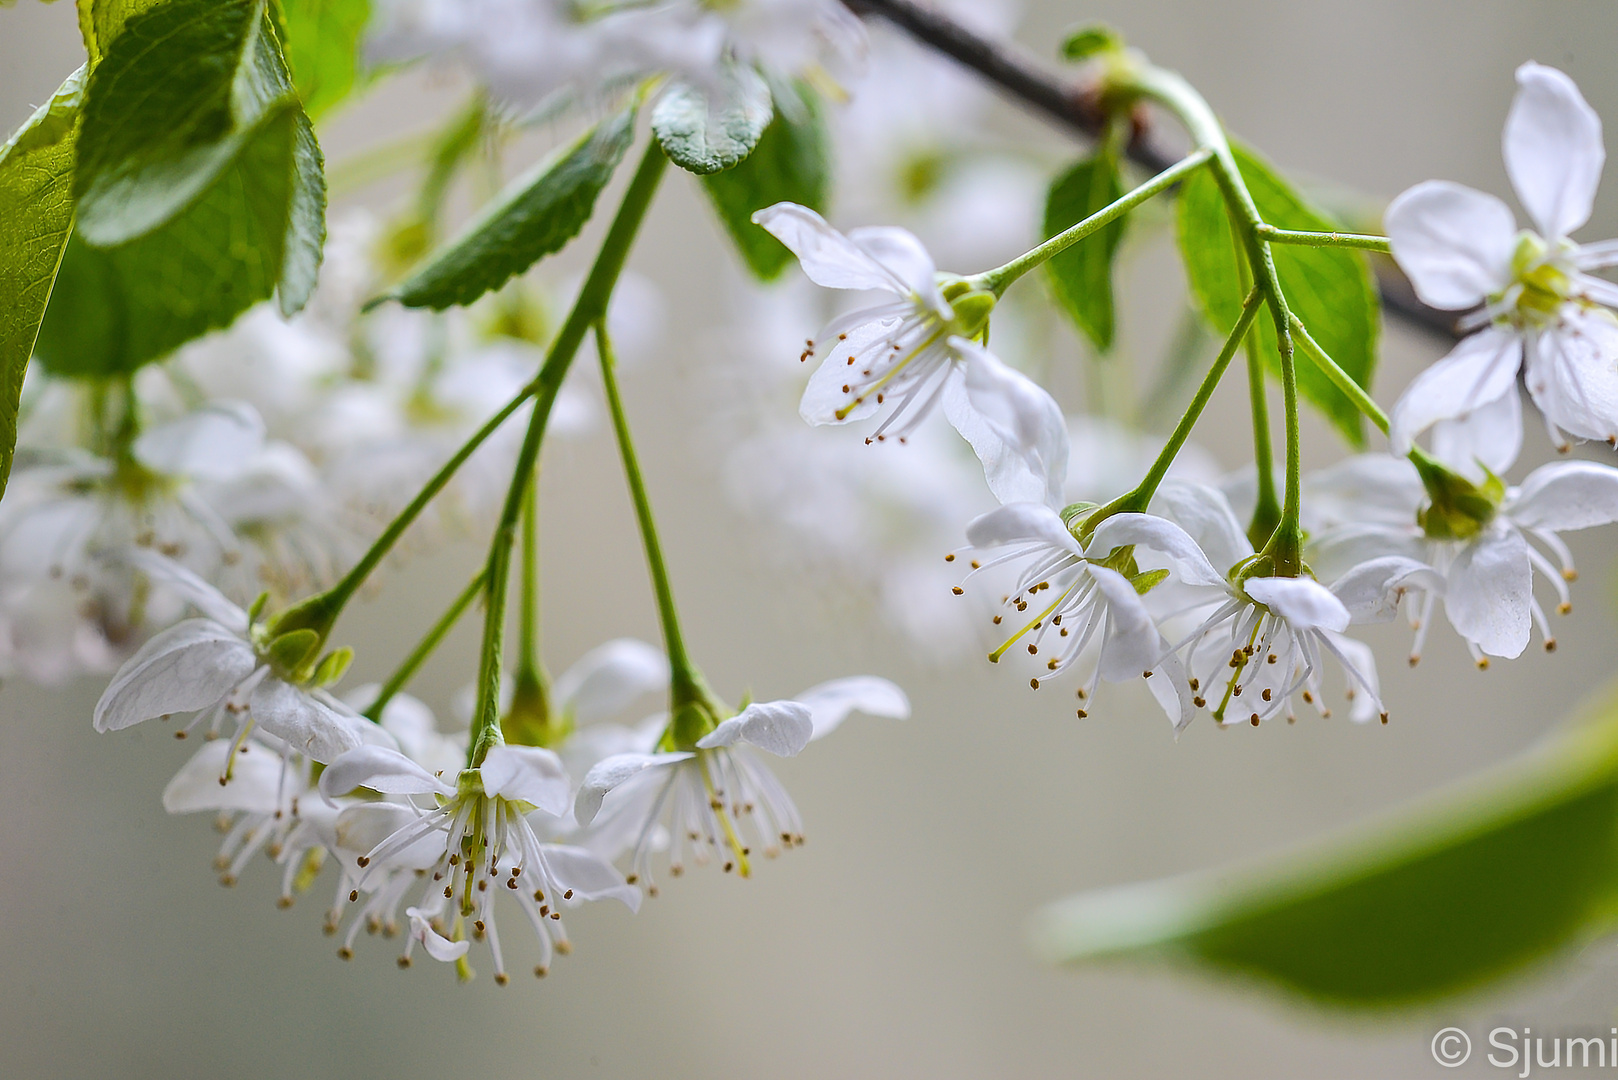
[756,61,1618,731]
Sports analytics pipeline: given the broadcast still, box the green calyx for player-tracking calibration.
[251,591,351,687]
[1229,549,1312,595]
[502,666,569,749]
[659,668,731,753]
[941,276,997,340]
[1507,231,1575,323]
[1414,453,1503,541]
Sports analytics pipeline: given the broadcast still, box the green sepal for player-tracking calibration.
[1415,456,1504,542]
[1177,140,1380,447]
[265,628,321,673]
[651,65,773,176]
[311,646,353,688]
[1061,23,1125,61]
[1032,682,1618,1009]
[379,103,637,311]
[1130,567,1170,595]
[246,591,271,625]
[701,79,830,280]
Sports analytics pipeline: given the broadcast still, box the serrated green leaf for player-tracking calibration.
[1177,141,1379,447]
[701,82,829,280]
[1043,152,1127,353]
[278,109,326,315]
[278,0,371,119]
[385,105,636,311]
[652,67,772,176]
[75,0,163,63]
[0,67,83,500]
[1034,685,1618,1008]
[35,106,298,378]
[74,0,295,246]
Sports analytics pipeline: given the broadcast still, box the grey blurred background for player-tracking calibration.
[5,2,1618,1077]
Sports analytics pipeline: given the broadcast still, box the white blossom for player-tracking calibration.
[1387,63,1618,455]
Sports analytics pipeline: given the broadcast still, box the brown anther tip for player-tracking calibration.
[1029,678,1040,689]
[337,947,353,960]
[1545,639,1558,652]
[563,889,573,900]
[992,615,1002,625]
[1027,643,1037,655]
[1558,601,1573,614]
[944,553,955,562]
[970,560,981,569]
[534,966,549,978]
[1564,568,1579,582]
[218,874,236,888]
[276,896,293,910]
[218,776,227,786]
[1409,654,1421,668]
[987,654,999,664]
[549,912,561,920]
[951,586,964,595]
[1286,716,1296,724]
[174,731,187,740]
[555,940,573,954]
[1193,697,1206,708]
[494,973,510,986]
[356,856,369,868]
[349,889,359,902]
[1047,659,1058,670]
[1142,670,1153,679]
[1477,657,1491,670]
[1075,709,1087,718]
[1380,713,1390,724]
[1249,715,1260,726]
[397,956,411,969]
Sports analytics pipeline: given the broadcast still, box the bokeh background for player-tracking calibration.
[5,1,1618,1077]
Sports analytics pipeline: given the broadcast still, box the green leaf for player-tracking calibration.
[278,109,327,316]
[0,67,84,499]
[651,67,773,176]
[1060,23,1124,62]
[700,82,830,280]
[35,106,299,377]
[278,0,371,120]
[383,104,636,311]
[1177,141,1380,447]
[74,0,297,246]
[1043,152,1127,353]
[75,0,163,63]
[1033,685,1618,1008]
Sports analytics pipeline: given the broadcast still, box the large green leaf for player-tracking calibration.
[75,0,163,63]
[651,67,772,176]
[0,67,84,499]
[1043,151,1127,353]
[383,105,636,311]
[1177,142,1379,447]
[278,0,371,120]
[1032,686,1618,1008]
[701,82,829,280]
[35,107,299,377]
[74,0,296,245]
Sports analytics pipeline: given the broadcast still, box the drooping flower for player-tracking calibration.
[92,554,379,763]
[753,202,1069,506]
[1308,453,1618,664]
[573,677,909,893]
[319,741,639,982]
[953,502,1196,730]
[1386,63,1618,455]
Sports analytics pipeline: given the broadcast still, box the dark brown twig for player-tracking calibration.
[842,0,1458,341]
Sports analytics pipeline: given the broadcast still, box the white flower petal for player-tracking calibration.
[1445,524,1533,658]
[792,676,910,740]
[1086,512,1227,588]
[1149,480,1254,573]
[798,313,895,426]
[162,738,291,815]
[1329,556,1445,624]
[751,203,909,295]
[1144,650,1197,733]
[406,908,470,962]
[318,744,451,804]
[964,501,1079,552]
[945,338,1069,507]
[94,619,257,732]
[1524,314,1618,444]
[249,677,364,764]
[480,744,571,817]
[541,844,642,911]
[697,699,814,757]
[574,751,690,826]
[1508,458,1618,531]
[131,400,266,482]
[553,638,669,724]
[1087,565,1169,683]
[1244,576,1351,633]
[1388,328,1522,454]
[1322,632,1383,724]
[334,803,445,869]
[1506,63,1604,239]
[125,549,250,632]
[846,225,946,312]
[1429,384,1523,481]
[1385,180,1518,308]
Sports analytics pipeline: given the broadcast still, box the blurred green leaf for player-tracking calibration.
[278,0,371,120]
[1060,23,1124,62]
[652,67,772,176]
[383,104,636,311]
[0,67,83,499]
[1043,151,1127,353]
[1177,141,1379,447]
[701,82,829,280]
[1032,685,1618,1008]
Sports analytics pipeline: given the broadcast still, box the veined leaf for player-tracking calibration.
[0,67,84,499]
[278,0,371,120]
[279,110,327,316]
[652,67,772,176]
[1033,684,1618,1008]
[701,81,829,280]
[1043,151,1127,353]
[384,104,636,311]
[1177,141,1380,447]
[74,0,297,246]
[75,0,163,63]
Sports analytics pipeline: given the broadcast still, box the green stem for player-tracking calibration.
[972,147,1213,297]
[466,139,668,769]
[1255,224,1391,253]
[1245,335,1280,550]
[517,472,542,682]
[1089,290,1264,534]
[595,319,693,683]
[362,571,485,723]
[1289,315,1389,434]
